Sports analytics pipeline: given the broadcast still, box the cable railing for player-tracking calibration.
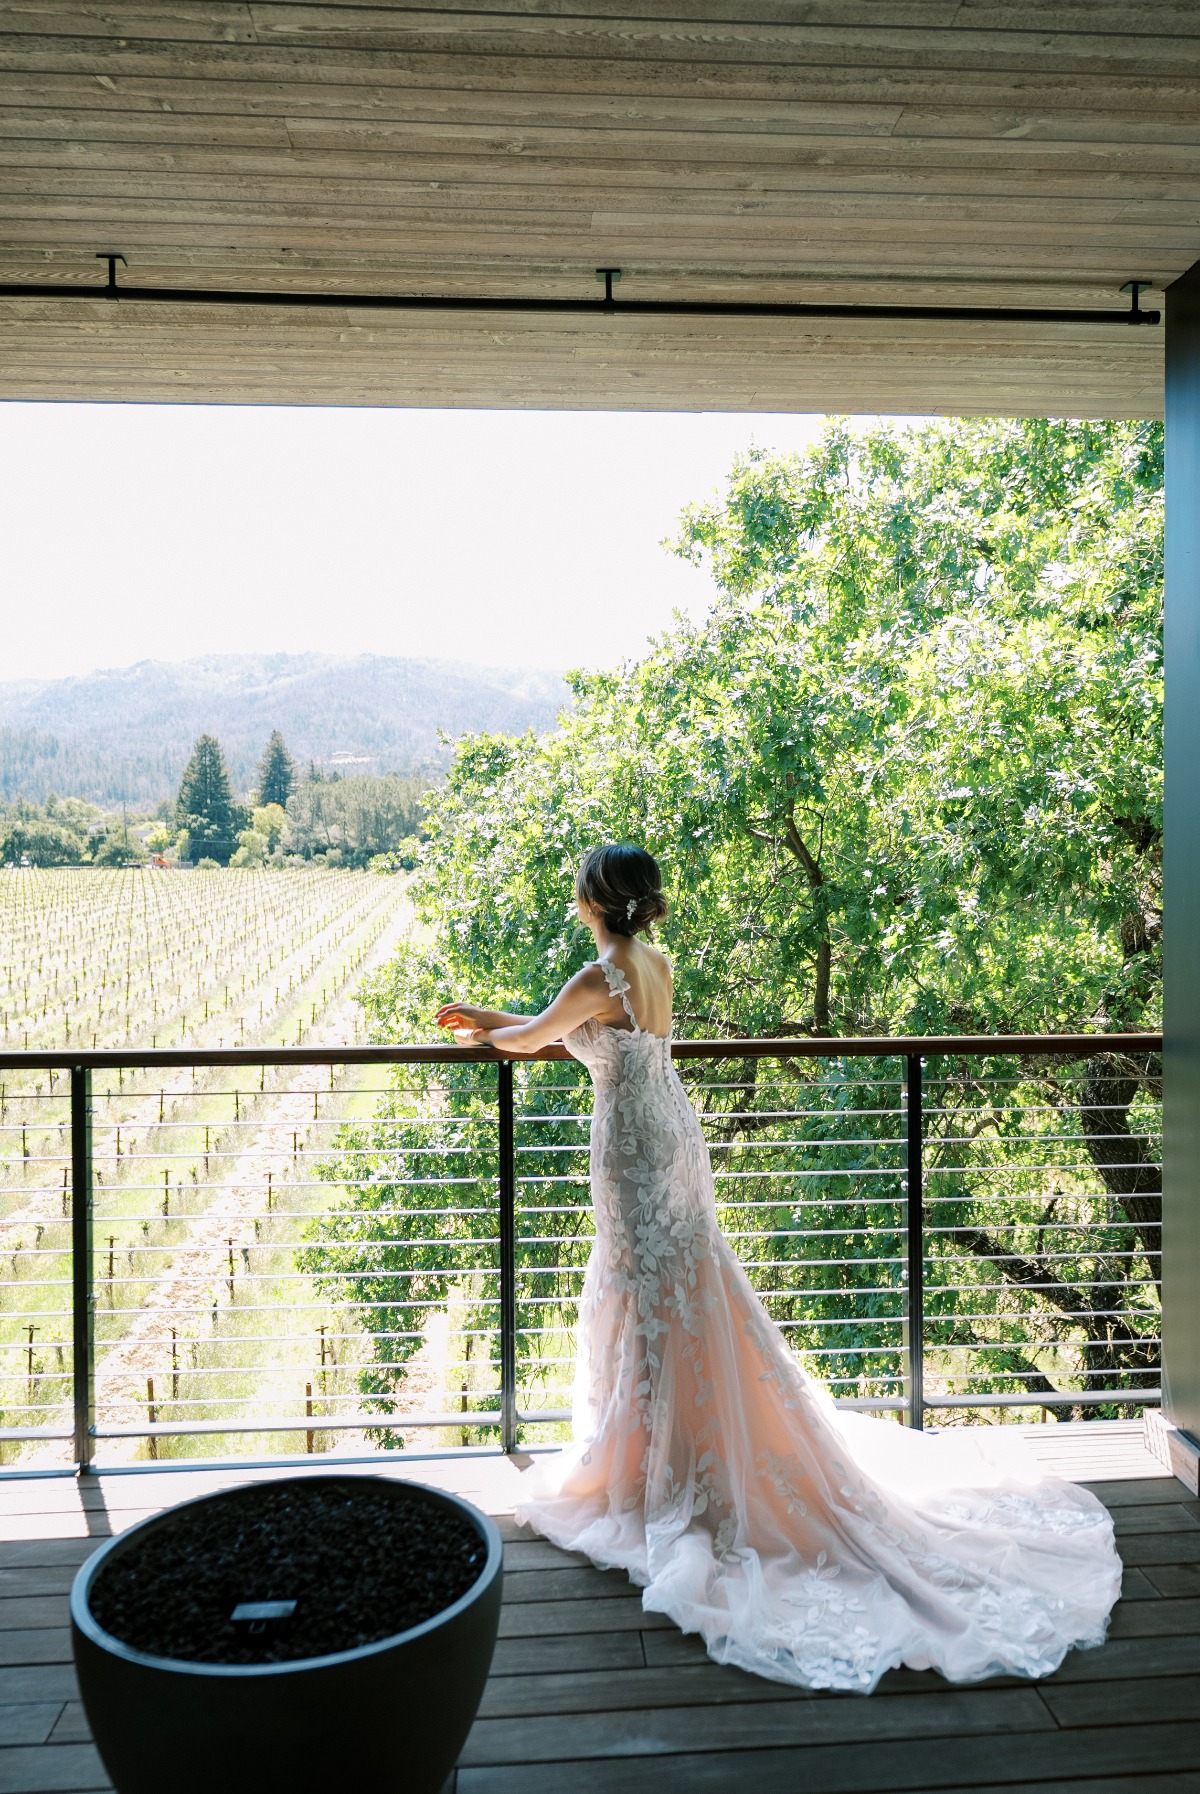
[0,1032,1162,1472]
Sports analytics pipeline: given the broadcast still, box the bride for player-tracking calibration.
[436,842,1121,1693]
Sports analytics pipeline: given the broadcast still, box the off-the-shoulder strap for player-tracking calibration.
[597,958,637,1026]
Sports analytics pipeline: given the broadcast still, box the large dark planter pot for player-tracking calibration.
[71,1476,503,1794]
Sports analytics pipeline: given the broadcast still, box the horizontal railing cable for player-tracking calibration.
[0,1030,1161,1472]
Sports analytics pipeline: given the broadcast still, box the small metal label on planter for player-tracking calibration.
[230,1601,297,1633]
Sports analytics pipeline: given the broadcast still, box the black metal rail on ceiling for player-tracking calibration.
[0,259,1163,328]
[0,1032,1163,1474]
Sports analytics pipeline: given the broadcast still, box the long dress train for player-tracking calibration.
[512,960,1122,1693]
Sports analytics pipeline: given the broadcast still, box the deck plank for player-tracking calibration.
[1119,1567,1163,1600]
[0,1548,94,1574]
[0,1576,78,1602]
[0,1633,73,1669]
[0,1741,111,1794]
[459,1688,1055,1767]
[476,1648,1200,1716]
[478,1661,811,1719]
[1144,1564,1200,1598]
[501,1567,639,1604]
[1110,1503,1200,1535]
[0,1603,71,1634]
[1109,1534,1200,1566]
[457,1721,1200,1794]
[0,1710,63,1751]
[1040,1674,1200,1729]
[497,1596,672,1638]
[1038,1634,1200,1684]
[1108,1598,1200,1638]
[0,1672,79,1708]
[45,1709,92,1747]
[503,1540,592,1571]
[907,1781,1200,1794]
[489,1633,645,1677]
[1080,1479,1186,1506]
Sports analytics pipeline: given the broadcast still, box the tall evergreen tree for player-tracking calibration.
[257,730,296,809]
[176,734,239,865]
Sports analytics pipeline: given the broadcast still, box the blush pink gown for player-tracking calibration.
[513,960,1122,1692]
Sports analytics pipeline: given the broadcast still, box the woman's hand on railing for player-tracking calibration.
[435,1002,498,1043]
[436,1001,531,1042]
[436,1016,490,1045]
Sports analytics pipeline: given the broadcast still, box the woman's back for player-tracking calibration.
[594,939,673,1037]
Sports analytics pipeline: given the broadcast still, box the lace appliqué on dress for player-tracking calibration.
[512,974,1122,1693]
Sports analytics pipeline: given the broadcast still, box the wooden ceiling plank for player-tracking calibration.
[0,107,291,144]
[0,2,257,44]
[7,100,1199,177]
[9,3,1195,36]
[250,127,1200,171]
[6,189,1199,252]
[11,10,1198,81]
[0,378,1160,419]
[0,212,1184,279]
[6,35,1200,117]
[6,139,1200,203]
[232,11,1200,78]
[5,71,1199,144]
[11,167,1200,230]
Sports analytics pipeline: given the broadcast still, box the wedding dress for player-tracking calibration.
[513,960,1122,1693]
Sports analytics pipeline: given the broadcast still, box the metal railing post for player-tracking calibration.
[497,1058,518,1453]
[903,1055,926,1431]
[70,1066,95,1471]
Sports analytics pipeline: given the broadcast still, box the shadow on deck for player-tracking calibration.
[1,1423,1197,1794]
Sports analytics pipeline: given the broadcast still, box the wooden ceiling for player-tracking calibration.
[0,2,1197,414]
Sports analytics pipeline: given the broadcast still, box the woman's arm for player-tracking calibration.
[484,965,612,1055]
[435,1003,531,1033]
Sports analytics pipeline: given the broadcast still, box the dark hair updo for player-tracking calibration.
[576,843,669,938]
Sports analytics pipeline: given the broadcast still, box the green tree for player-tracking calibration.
[285,774,427,866]
[230,828,265,868]
[257,730,296,809]
[43,792,102,837]
[0,817,85,866]
[230,803,287,868]
[175,734,241,866]
[306,417,1163,1436]
[253,802,287,850]
[92,830,148,867]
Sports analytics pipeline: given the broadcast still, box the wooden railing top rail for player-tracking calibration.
[0,1032,1162,1072]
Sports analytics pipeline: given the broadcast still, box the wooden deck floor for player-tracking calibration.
[1,1424,1197,1794]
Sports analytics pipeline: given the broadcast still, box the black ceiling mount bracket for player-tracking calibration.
[95,252,127,296]
[1120,280,1156,324]
[595,267,623,310]
[0,258,1162,327]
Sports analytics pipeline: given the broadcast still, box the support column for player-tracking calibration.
[1159,259,1200,1490]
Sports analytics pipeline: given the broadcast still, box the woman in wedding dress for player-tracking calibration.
[436,843,1121,1693]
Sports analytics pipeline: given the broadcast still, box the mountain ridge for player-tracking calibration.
[0,651,568,806]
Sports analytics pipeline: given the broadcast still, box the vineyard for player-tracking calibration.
[0,867,415,1467]
[0,870,1165,1472]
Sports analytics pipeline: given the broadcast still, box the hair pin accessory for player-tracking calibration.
[626,898,637,919]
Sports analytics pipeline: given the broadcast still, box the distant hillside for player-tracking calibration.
[0,653,568,807]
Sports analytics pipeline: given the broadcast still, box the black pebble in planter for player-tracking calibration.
[71,1475,503,1794]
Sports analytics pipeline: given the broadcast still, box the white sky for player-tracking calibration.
[0,405,925,682]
